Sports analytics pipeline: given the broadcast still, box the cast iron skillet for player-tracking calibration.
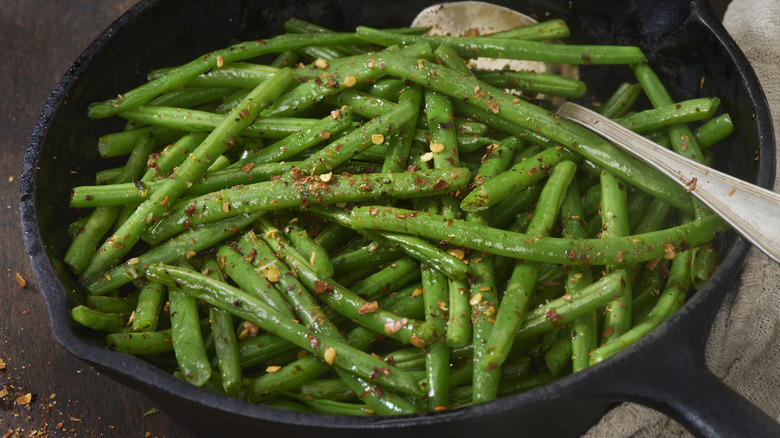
[19,0,779,436]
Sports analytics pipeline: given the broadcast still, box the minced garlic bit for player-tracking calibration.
[0,359,6,370]
[319,172,333,183]
[343,75,357,87]
[297,350,309,360]
[127,257,140,265]
[469,293,482,306]
[371,133,385,145]
[216,55,224,68]
[264,228,279,239]
[185,250,197,259]
[309,251,317,267]
[410,335,426,348]
[448,248,465,260]
[412,287,424,297]
[264,266,281,282]
[420,152,434,162]
[334,202,347,208]
[429,142,445,153]
[222,202,230,213]
[324,347,337,365]
[314,58,329,69]
[15,272,26,288]
[266,365,282,374]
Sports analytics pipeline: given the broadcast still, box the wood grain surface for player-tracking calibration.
[0,1,731,437]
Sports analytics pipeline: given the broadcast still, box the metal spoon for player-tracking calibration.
[413,1,780,263]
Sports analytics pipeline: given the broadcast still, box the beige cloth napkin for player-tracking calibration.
[585,0,780,436]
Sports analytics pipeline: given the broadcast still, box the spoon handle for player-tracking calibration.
[558,101,780,264]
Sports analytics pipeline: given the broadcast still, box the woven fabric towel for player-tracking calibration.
[584,0,780,436]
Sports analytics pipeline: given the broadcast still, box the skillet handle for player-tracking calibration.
[649,364,780,437]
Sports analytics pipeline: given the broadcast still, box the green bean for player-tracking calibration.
[357,26,647,65]
[366,79,408,101]
[332,242,403,275]
[315,222,358,255]
[118,106,319,139]
[299,379,356,401]
[71,161,296,207]
[483,160,577,369]
[280,215,335,279]
[86,295,136,314]
[489,19,571,41]
[349,256,420,299]
[169,289,212,386]
[83,212,266,296]
[599,83,642,119]
[97,126,180,158]
[616,97,720,134]
[474,70,586,98]
[216,244,295,318]
[130,281,166,332]
[599,171,633,343]
[71,305,129,332]
[145,263,424,397]
[324,90,397,119]
[142,167,469,245]
[270,51,301,68]
[559,181,598,372]
[209,305,242,395]
[694,113,735,150]
[148,86,237,110]
[348,205,724,266]
[366,231,471,281]
[336,369,420,415]
[421,265,450,410]
[106,329,174,356]
[80,70,294,281]
[89,33,363,118]
[142,133,208,180]
[544,330,573,375]
[289,395,373,416]
[382,85,423,173]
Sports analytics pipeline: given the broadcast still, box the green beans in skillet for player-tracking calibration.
[67,14,732,414]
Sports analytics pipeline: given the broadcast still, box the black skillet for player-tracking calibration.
[19,0,780,436]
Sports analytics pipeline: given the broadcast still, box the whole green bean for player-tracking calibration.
[169,289,212,386]
[347,205,725,266]
[143,167,470,245]
[106,329,174,356]
[130,281,166,332]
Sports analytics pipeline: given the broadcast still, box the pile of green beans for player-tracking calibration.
[66,15,731,416]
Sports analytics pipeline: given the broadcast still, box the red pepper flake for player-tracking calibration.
[368,207,378,217]
[686,177,697,192]
[580,53,591,62]
[432,179,450,191]
[528,167,538,175]
[358,301,379,314]
[544,308,563,328]
[84,195,93,201]
[395,212,418,219]
[384,318,408,334]
[602,326,613,338]
[160,195,170,207]
[15,273,26,288]
[290,167,305,180]
[699,76,706,90]
[728,188,736,197]
[308,335,320,349]
[485,99,499,114]
[413,176,425,186]
[369,366,391,379]
[240,163,255,172]
[314,280,334,295]
[321,131,331,139]
[681,142,688,151]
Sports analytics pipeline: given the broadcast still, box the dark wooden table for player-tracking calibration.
[0,1,731,437]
